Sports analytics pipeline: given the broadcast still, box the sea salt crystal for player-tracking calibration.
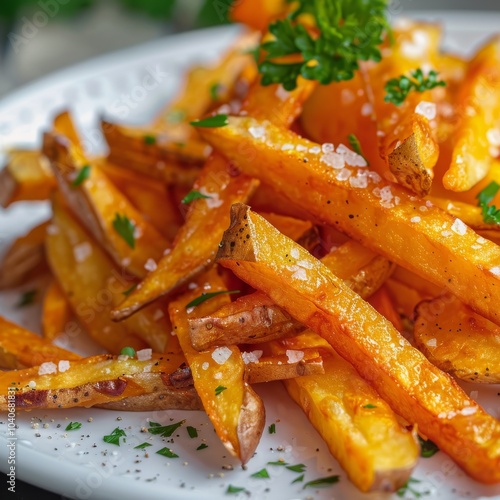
[134,225,143,239]
[451,218,467,236]
[321,143,335,154]
[137,349,152,361]
[361,102,373,116]
[249,126,266,139]
[296,144,308,152]
[289,265,308,281]
[58,360,70,373]
[477,236,487,244]
[199,187,223,208]
[290,248,300,259]
[415,101,437,120]
[242,350,263,364]
[202,362,209,370]
[275,85,289,101]
[487,128,500,147]
[419,206,428,212]
[286,350,305,363]
[490,266,500,277]
[28,381,36,389]
[441,230,452,237]
[411,216,421,223]
[211,346,233,365]
[426,338,437,347]
[461,406,477,416]
[321,152,345,169]
[144,258,157,272]
[46,224,59,235]
[38,362,57,376]
[367,171,382,183]
[309,146,321,154]
[341,88,355,105]
[335,168,352,181]
[73,242,92,263]
[153,309,164,321]
[281,143,294,151]
[349,172,368,189]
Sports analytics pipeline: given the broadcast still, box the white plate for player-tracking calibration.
[1,15,500,500]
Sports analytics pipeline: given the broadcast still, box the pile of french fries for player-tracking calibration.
[1,3,500,494]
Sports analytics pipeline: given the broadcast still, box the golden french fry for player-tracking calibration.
[415,294,500,383]
[199,115,500,327]
[216,205,500,484]
[42,279,73,342]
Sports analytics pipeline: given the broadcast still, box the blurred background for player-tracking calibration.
[0,0,499,99]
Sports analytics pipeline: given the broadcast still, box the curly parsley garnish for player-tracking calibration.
[148,420,184,438]
[476,181,500,224]
[418,436,439,458]
[65,422,82,431]
[103,427,126,446]
[258,0,390,91]
[384,68,446,106]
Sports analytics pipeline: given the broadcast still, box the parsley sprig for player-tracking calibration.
[258,0,390,91]
[476,181,500,224]
[103,427,126,446]
[384,68,446,106]
[112,214,136,249]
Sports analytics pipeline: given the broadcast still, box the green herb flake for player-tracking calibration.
[112,214,136,249]
[134,442,152,450]
[186,426,198,438]
[226,485,247,494]
[418,436,439,458]
[71,165,91,187]
[292,474,304,484]
[286,463,307,473]
[181,190,211,204]
[190,114,228,128]
[144,134,156,145]
[384,69,446,106]
[268,423,276,434]
[16,290,37,308]
[156,447,179,458]
[65,421,82,431]
[268,460,287,466]
[363,404,377,409]
[120,346,136,358]
[148,420,184,438]
[186,290,240,309]
[397,477,430,498]
[251,468,270,479]
[258,0,390,91]
[122,284,137,296]
[348,134,369,165]
[476,181,500,224]
[210,82,221,101]
[303,475,340,489]
[103,427,126,446]
[196,443,208,450]
[215,385,227,396]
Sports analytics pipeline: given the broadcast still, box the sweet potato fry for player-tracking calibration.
[415,295,500,383]
[44,133,169,278]
[269,330,419,492]
[42,279,73,342]
[0,221,49,289]
[0,352,199,411]
[199,115,500,327]
[443,36,500,192]
[216,205,500,484]
[0,316,81,369]
[168,269,265,465]
[0,150,56,207]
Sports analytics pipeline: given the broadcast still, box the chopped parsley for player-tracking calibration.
[268,423,276,434]
[71,165,91,187]
[303,475,340,488]
[292,474,304,484]
[251,468,270,479]
[196,443,208,450]
[268,460,287,466]
[210,82,221,101]
[190,114,228,128]
[186,290,240,309]
[112,214,136,249]
[16,290,37,308]
[286,463,307,473]
[156,447,179,458]
[363,404,377,409]
[476,181,500,224]
[348,133,369,165]
[65,422,82,431]
[148,420,185,438]
[226,485,248,494]
[418,436,439,458]
[258,0,390,91]
[103,427,126,446]
[120,346,136,358]
[397,477,430,498]
[122,284,137,296]
[384,68,446,106]
[143,134,156,145]
[181,190,211,204]
[186,426,198,438]
[215,385,227,396]
[134,442,152,450]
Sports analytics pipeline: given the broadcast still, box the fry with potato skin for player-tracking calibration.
[415,294,500,383]
[199,115,500,327]
[216,205,500,484]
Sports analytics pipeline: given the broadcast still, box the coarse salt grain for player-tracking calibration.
[249,126,266,139]
[117,355,129,361]
[461,406,477,416]
[38,362,57,376]
[336,168,352,181]
[153,308,164,321]
[144,258,157,272]
[290,248,300,259]
[451,218,467,236]
[289,265,308,281]
[73,242,92,263]
[242,350,263,364]
[58,360,70,373]
[275,85,289,101]
[211,346,233,365]
[361,102,373,116]
[487,128,500,147]
[426,338,437,347]
[477,236,487,244]
[46,224,59,235]
[202,362,209,370]
[309,146,321,154]
[198,187,223,208]
[490,266,500,277]
[281,143,294,151]
[320,152,345,169]
[321,143,335,154]
[134,225,143,239]
[411,216,421,223]
[419,206,428,212]
[28,380,36,389]
[137,348,152,361]
[441,230,452,237]
[415,101,437,120]
[349,172,368,189]
[286,350,305,363]
[296,144,308,152]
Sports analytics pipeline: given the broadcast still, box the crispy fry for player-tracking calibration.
[217,205,500,484]
[168,269,265,465]
[415,295,500,383]
[367,286,403,331]
[199,115,500,327]
[0,150,56,207]
[44,133,169,278]
[230,0,286,31]
[0,221,49,289]
[0,316,80,369]
[42,279,73,342]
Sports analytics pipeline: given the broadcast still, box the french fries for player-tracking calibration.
[42,279,73,341]
[217,204,500,483]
